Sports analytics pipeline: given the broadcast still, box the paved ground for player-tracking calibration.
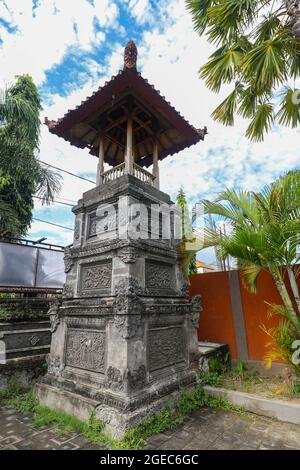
[1,405,300,450]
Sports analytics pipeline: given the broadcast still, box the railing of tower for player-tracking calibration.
[102,162,125,183]
[101,162,156,186]
[133,163,155,186]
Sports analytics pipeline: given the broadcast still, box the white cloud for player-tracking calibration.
[0,0,119,84]
[1,0,299,248]
[125,0,152,24]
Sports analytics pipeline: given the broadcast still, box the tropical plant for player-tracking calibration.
[176,187,199,276]
[261,303,300,372]
[201,170,300,370]
[0,75,61,237]
[186,0,300,141]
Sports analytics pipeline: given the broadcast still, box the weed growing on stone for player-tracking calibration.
[0,382,244,450]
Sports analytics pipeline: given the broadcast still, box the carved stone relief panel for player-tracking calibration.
[79,261,112,295]
[87,212,97,238]
[145,260,174,290]
[65,328,105,373]
[148,326,186,372]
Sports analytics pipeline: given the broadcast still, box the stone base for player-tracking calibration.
[35,369,197,439]
[0,356,47,389]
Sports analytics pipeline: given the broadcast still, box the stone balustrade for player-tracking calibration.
[101,162,156,186]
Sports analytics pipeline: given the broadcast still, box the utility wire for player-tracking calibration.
[56,196,77,204]
[32,217,74,231]
[40,160,96,184]
[33,196,74,207]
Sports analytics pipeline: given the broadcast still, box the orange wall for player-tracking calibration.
[238,270,282,361]
[189,272,237,358]
[189,270,299,361]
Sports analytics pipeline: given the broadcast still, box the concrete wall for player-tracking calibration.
[189,269,300,362]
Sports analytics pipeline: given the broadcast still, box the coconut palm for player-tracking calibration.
[186,0,300,141]
[201,171,300,326]
[0,75,61,238]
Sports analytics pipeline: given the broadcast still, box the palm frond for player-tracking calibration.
[245,102,274,141]
[200,46,243,93]
[241,263,263,293]
[185,0,213,35]
[211,83,243,126]
[276,86,300,127]
[35,164,62,204]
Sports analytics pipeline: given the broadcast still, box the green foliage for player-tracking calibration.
[0,75,61,237]
[201,170,300,368]
[186,0,300,140]
[199,370,222,387]
[176,187,201,277]
[0,382,245,450]
[262,303,300,374]
[291,382,300,395]
[0,305,47,322]
[234,359,247,376]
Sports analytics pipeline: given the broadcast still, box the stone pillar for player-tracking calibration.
[96,134,104,186]
[152,139,159,189]
[125,116,134,175]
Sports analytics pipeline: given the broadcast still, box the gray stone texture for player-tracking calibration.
[36,175,201,438]
[1,405,300,450]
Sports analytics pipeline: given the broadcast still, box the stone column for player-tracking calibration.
[125,116,134,175]
[96,134,104,185]
[152,139,159,189]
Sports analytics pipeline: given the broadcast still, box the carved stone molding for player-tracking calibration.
[106,366,124,391]
[113,278,143,317]
[74,221,80,240]
[180,278,190,298]
[190,295,202,329]
[62,284,73,299]
[63,246,74,273]
[114,314,142,340]
[118,248,138,264]
[126,365,147,391]
[49,299,62,333]
[47,355,63,377]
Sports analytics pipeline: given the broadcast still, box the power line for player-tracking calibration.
[33,196,74,207]
[56,196,77,204]
[32,217,74,231]
[40,160,96,184]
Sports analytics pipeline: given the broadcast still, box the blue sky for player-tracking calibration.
[1,0,299,263]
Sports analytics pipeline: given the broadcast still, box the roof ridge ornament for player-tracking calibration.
[124,40,137,70]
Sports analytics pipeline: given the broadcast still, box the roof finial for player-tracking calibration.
[124,40,137,70]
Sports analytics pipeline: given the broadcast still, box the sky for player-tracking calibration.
[0,0,299,263]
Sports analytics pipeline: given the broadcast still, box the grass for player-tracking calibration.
[200,359,300,401]
[0,381,245,450]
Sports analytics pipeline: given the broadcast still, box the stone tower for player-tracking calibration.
[36,41,206,438]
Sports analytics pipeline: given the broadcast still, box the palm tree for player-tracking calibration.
[176,187,202,277]
[186,0,300,141]
[0,75,61,238]
[201,171,300,328]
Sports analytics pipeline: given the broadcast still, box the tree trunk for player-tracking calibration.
[269,266,298,327]
[287,266,300,314]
